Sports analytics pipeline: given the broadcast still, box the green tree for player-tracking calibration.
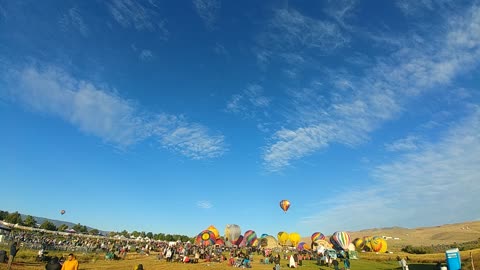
[58,224,68,231]
[23,215,37,227]
[0,210,8,220]
[165,234,174,241]
[89,229,99,235]
[146,232,153,239]
[72,223,88,233]
[120,230,129,237]
[132,231,140,237]
[40,220,57,231]
[4,211,23,225]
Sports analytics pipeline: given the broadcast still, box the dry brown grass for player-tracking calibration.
[301,220,480,251]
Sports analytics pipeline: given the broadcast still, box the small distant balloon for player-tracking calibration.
[279,200,291,213]
[60,210,66,215]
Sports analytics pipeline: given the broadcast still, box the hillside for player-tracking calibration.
[303,221,480,251]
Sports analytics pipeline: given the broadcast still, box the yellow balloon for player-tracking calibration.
[289,232,301,247]
[370,237,388,253]
[277,232,289,245]
[207,225,219,239]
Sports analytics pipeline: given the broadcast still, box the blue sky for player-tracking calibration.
[1,0,479,238]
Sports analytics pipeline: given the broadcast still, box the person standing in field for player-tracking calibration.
[7,241,20,270]
[61,253,79,270]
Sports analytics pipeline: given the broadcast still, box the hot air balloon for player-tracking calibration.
[370,237,388,253]
[311,232,325,242]
[297,242,309,251]
[279,200,291,213]
[236,235,245,247]
[224,224,241,245]
[352,238,365,250]
[312,239,333,250]
[215,238,225,246]
[207,225,219,239]
[277,232,289,246]
[244,230,258,247]
[331,231,351,251]
[289,232,301,247]
[60,210,66,215]
[195,230,216,246]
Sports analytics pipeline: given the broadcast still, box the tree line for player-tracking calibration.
[0,210,193,242]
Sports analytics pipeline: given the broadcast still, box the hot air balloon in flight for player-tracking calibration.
[331,231,351,251]
[195,230,216,246]
[277,232,289,246]
[311,232,325,242]
[279,200,291,213]
[60,210,66,215]
[289,232,301,247]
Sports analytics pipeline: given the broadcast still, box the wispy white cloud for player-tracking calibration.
[139,49,154,61]
[196,200,213,209]
[264,5,480,171]
[107,0,169,39]
[3,64,226,159]
[325,0,357,29]
[385,135,420,152]
[226,84,271,119]
[256,7,349,67]
[300,107,480,233]
[59,7,89,37]
[193,0,221,30]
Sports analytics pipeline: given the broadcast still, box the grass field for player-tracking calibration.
[3,249,480,270]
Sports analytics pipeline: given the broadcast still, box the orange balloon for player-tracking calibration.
[279,200,291,213]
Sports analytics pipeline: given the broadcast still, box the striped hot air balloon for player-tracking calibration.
[331,231,351,251]
[311,232,326,242]
[244,230,258,247]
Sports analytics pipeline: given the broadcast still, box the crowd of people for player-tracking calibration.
[2,229,414,270]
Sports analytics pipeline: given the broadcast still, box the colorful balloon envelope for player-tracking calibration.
[331,231,351,251]
[215,238,225,246]
[60,210,65,215]
[297,242,309,251]
[244,230,258,247]
[352,238,365,249]
[279,200,291,213]
[196,230,216,246]
[224,224,241,244]
[277,232,289,245]
[207,225,219,239]
[370,237,388,253]
[311,232,325,242]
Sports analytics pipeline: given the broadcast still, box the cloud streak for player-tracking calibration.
[107,0,169,39]
[300,107,480,233]
[196,200,213,209]
[59,7,89,37]
[263,5,480,171]
[226,84,271,119]
[3,65,226,159]
[256,7,350,67]
[193,0,221,30]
